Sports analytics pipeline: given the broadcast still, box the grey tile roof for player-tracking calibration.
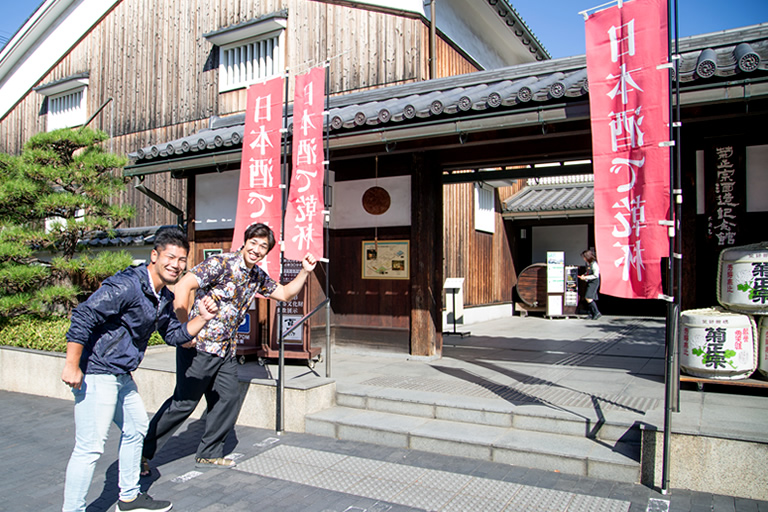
[503,179,594,216]
[128,24,768,164]
[77,226,172,248]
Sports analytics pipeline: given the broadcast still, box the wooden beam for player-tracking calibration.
[409,152,443,357]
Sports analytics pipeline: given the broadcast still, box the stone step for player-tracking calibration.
[305,406,641,483]
[335,383,648,444]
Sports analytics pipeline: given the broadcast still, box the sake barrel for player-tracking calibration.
[680,307,757,380]
[717,242,768,315]
[515,263,547,307]
[759,316,768,379]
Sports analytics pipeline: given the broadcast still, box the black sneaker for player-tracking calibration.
[117,493,172,512]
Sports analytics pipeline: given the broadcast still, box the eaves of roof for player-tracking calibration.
[502,181,594,219]
[487,0,551,61]
[33,71,90,92]
[126,24,768,174]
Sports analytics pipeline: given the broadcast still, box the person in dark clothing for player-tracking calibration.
[579,249,602,320]
[61,227,218,512]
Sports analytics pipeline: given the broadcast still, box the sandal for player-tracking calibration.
[195,457,236,469]
[140,457,151,477]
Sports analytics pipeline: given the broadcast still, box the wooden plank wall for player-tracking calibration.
[442,182,521,307]
[327,227,411,329]
[0,0,480,229]
[217,1,426,113]
[421,24,481,80]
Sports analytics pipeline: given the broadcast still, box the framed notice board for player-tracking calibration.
[362,240,409,279]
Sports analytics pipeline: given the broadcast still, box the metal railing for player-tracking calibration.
[276,296,331,433]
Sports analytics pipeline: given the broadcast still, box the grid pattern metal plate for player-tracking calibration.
[236,445,631,512]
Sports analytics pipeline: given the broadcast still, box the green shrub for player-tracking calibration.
[0,127,133,318]
[83,251,135,281]
[0,315,165,353]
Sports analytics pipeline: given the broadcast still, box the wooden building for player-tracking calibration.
[6,1,763,359]
[123,24,768,356]
[0,0,547,357]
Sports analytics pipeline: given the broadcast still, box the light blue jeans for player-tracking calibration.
[62,373,148,512]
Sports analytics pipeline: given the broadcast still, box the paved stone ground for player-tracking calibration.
[2,391,767,512]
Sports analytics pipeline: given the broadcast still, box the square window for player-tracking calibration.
[35,74,89,131]
[47,87,87,131]
[204,13,287,93]
[219,32,283,92]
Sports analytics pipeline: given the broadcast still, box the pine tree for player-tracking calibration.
[0,127,135,317]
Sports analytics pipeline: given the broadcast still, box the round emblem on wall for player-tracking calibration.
[362,186,391,215]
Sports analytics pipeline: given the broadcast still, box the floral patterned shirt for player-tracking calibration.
[189,251,278,358]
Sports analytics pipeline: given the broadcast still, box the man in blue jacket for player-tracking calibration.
[61,227,218,512]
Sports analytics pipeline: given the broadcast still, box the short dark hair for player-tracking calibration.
[243,223,276,252]
[153,226,189,253]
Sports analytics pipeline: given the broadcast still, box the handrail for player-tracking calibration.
[281,297,330,339]
[275,295,331,434]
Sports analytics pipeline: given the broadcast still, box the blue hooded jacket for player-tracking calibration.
[66,263,193,375]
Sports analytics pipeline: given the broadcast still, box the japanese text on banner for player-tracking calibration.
[585,0,670,299]
[284,66,325,262]
[231,77,285,279]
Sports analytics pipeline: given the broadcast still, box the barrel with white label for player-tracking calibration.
[759,316,768,379]
[680,308,757,380]
[717,242,768,315]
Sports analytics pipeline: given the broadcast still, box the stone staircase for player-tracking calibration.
[305,380,654,484]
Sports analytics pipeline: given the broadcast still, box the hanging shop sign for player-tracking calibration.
[585,0,671,299]
[705,140,745,248]
[231,76,285,279]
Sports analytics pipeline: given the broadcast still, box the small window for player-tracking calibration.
[48,87,87,130]
[474,183,495,234]
[219,33,283,91]
[203,13,287,93]
[34,74,89,131]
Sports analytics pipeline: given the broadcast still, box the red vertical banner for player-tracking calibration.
[284,66,325,262]
[232,77,285,278]
[585,0,671,299]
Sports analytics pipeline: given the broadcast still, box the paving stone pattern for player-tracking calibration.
[2,391,767,512]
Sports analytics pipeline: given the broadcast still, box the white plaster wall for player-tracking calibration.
[331,176,411,229]
[0,0,121,119]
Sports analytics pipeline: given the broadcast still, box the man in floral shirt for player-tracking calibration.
[141,223,316,471]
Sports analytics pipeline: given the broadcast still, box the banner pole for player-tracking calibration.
[661,0,680,495]
[277,70,290,435]
[323,61,332,379]
[672,0,683,415]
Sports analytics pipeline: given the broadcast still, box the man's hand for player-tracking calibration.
[61,342,85,389]
[61,363,83,390]
[181,296,218,348]
[270,253,317,302]
[198,295,219,321]
[302,253,317,273]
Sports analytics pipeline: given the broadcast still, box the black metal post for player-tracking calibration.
[661,0,681,495]
[324,61,332,379]
[277,71,290,434]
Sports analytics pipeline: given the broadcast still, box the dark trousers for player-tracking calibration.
[588,300,601,318]
[143,347,241,460]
